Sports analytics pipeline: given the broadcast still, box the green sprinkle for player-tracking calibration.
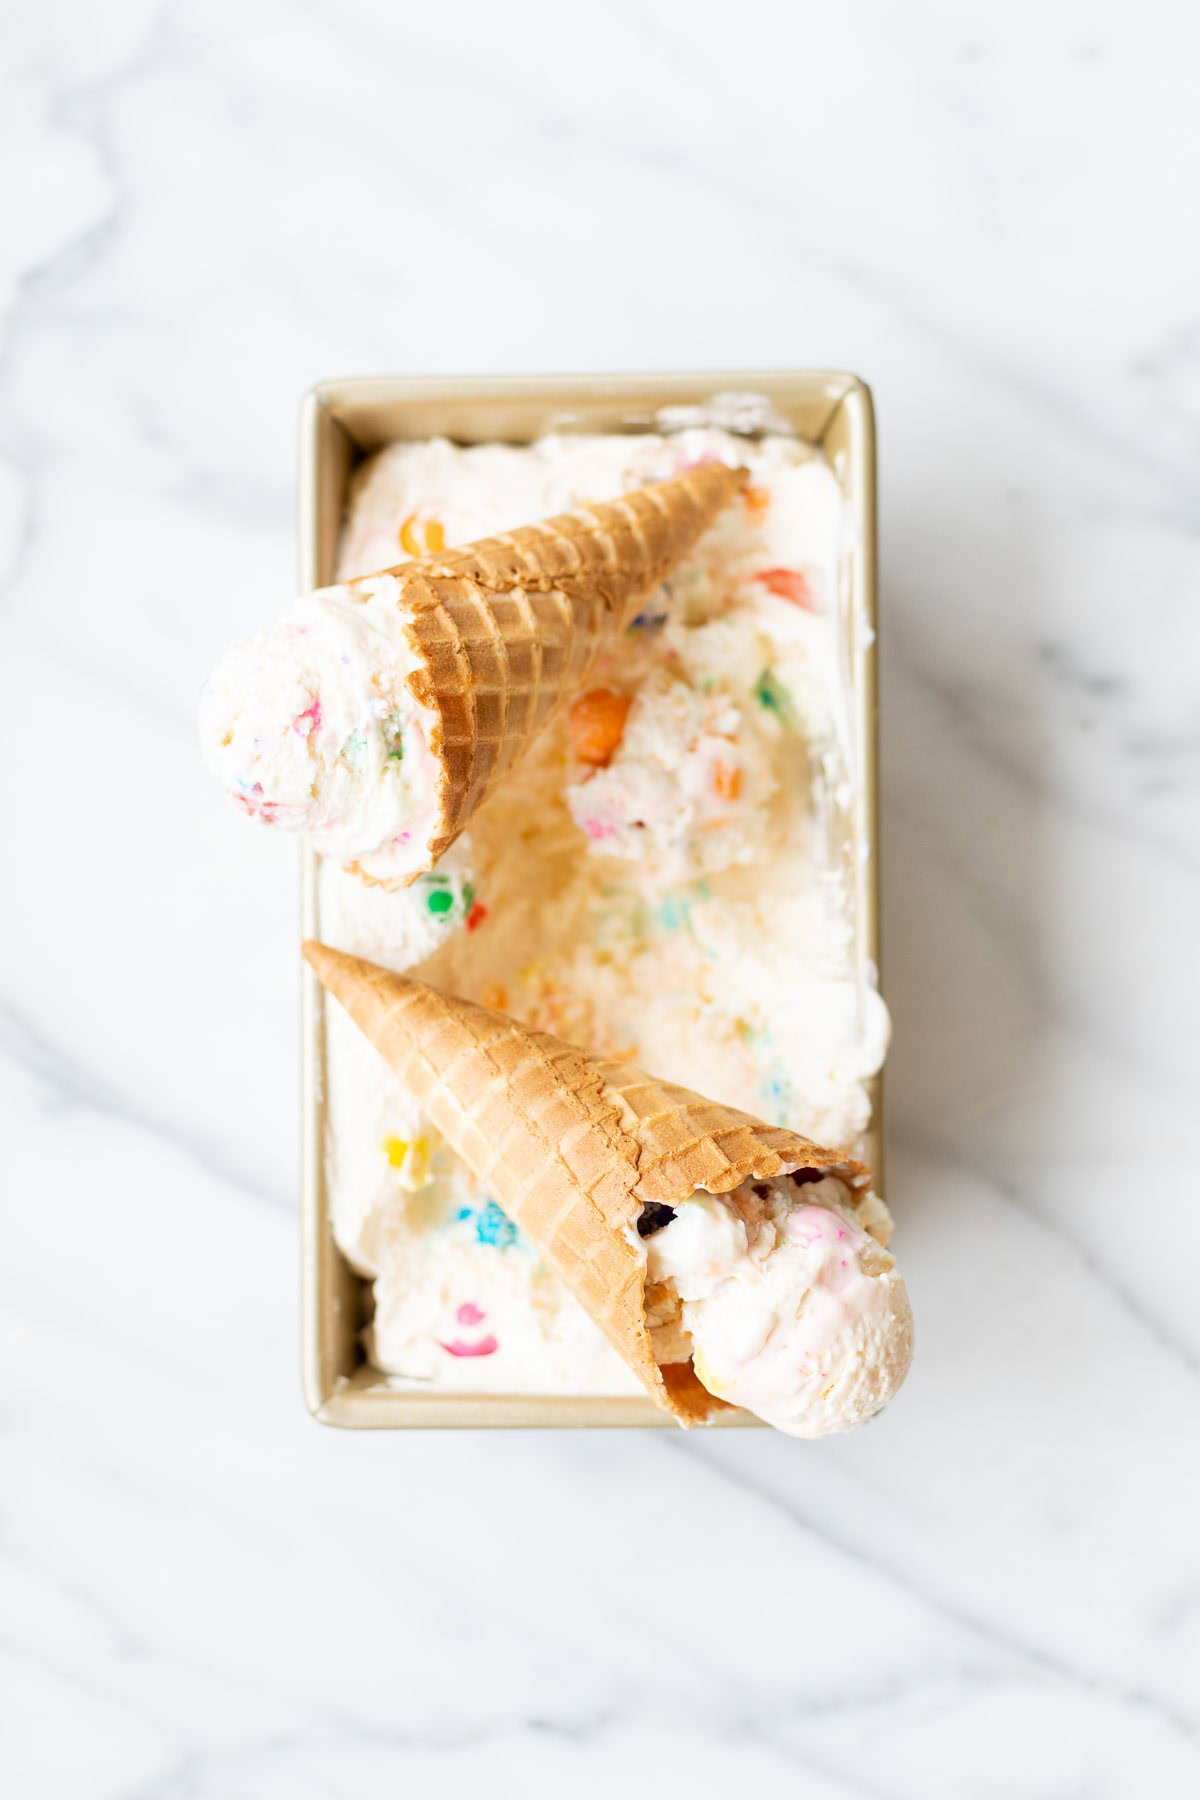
[383,708,405,762]
[427,889,454,915]
[462,882,475,911]
[754,669,792,720]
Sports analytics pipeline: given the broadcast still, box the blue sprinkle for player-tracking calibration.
[759,1065,792,1127]
[456,1198,521,1249]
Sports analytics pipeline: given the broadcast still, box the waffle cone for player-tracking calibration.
[306,943,872,1426]
[347,461,746,885]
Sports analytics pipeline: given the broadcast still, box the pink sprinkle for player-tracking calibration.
[232,782,282,823]
[293,695,322,737]
[583,817,616,841]
[456,1301,486,1326]
[439,1334,499,1358]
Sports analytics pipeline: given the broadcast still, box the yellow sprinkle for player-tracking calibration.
[382,1135,409,1167]
[425,519,445,552]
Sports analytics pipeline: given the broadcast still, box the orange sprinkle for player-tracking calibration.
[743,484,771,520]
[713,761,743,801]
[568,687,632,768]
[757,567,817,611]
[481,982,508,1012]
[399,512,445,558]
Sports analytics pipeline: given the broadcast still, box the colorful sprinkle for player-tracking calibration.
[757,567,818,611]
[427,888,454,915]
[743,484,771,520]
[382,1135,430,1186]
[457,1198,520,1250]
[569,687,632,768]
[456,1301,486,1326]
[439,1333,499,1358]
[658,894,698,934]
[293,695,322,737]
[629,606,668,631]
[481,982,508,1011]
[754,669,793,721]
[466,898,488,932]
[399,512,446,558]
[231,781,285,823]
[713,761,743,801]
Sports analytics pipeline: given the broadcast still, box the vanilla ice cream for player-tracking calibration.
[641,1174,912,1436]
[316,424,893,1409]
[565,669,776,880]
[200,577,442,882]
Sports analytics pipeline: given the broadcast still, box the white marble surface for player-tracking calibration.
[3,1,1199,1793]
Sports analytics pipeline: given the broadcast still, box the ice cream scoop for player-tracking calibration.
[641,1174,913,1436]
[200,578,441,873]
[200,462,747,887]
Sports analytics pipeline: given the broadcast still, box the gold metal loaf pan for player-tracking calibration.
[300,372,880,1429]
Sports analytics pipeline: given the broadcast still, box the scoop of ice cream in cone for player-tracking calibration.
[303,942,913,1435]
[200,461,746,886]
[640,1176,912,1436]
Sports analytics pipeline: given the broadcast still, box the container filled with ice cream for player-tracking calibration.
[203,371,899,1429]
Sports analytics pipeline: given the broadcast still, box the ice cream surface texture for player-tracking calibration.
[313,425,894,1409]
[201,462,744,885]
[642,1176,913,1435]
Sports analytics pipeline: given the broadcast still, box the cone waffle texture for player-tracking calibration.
[347,461,746,882]
[306,943,872,1426]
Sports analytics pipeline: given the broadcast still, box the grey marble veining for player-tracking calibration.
[3,2,1199,1794]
